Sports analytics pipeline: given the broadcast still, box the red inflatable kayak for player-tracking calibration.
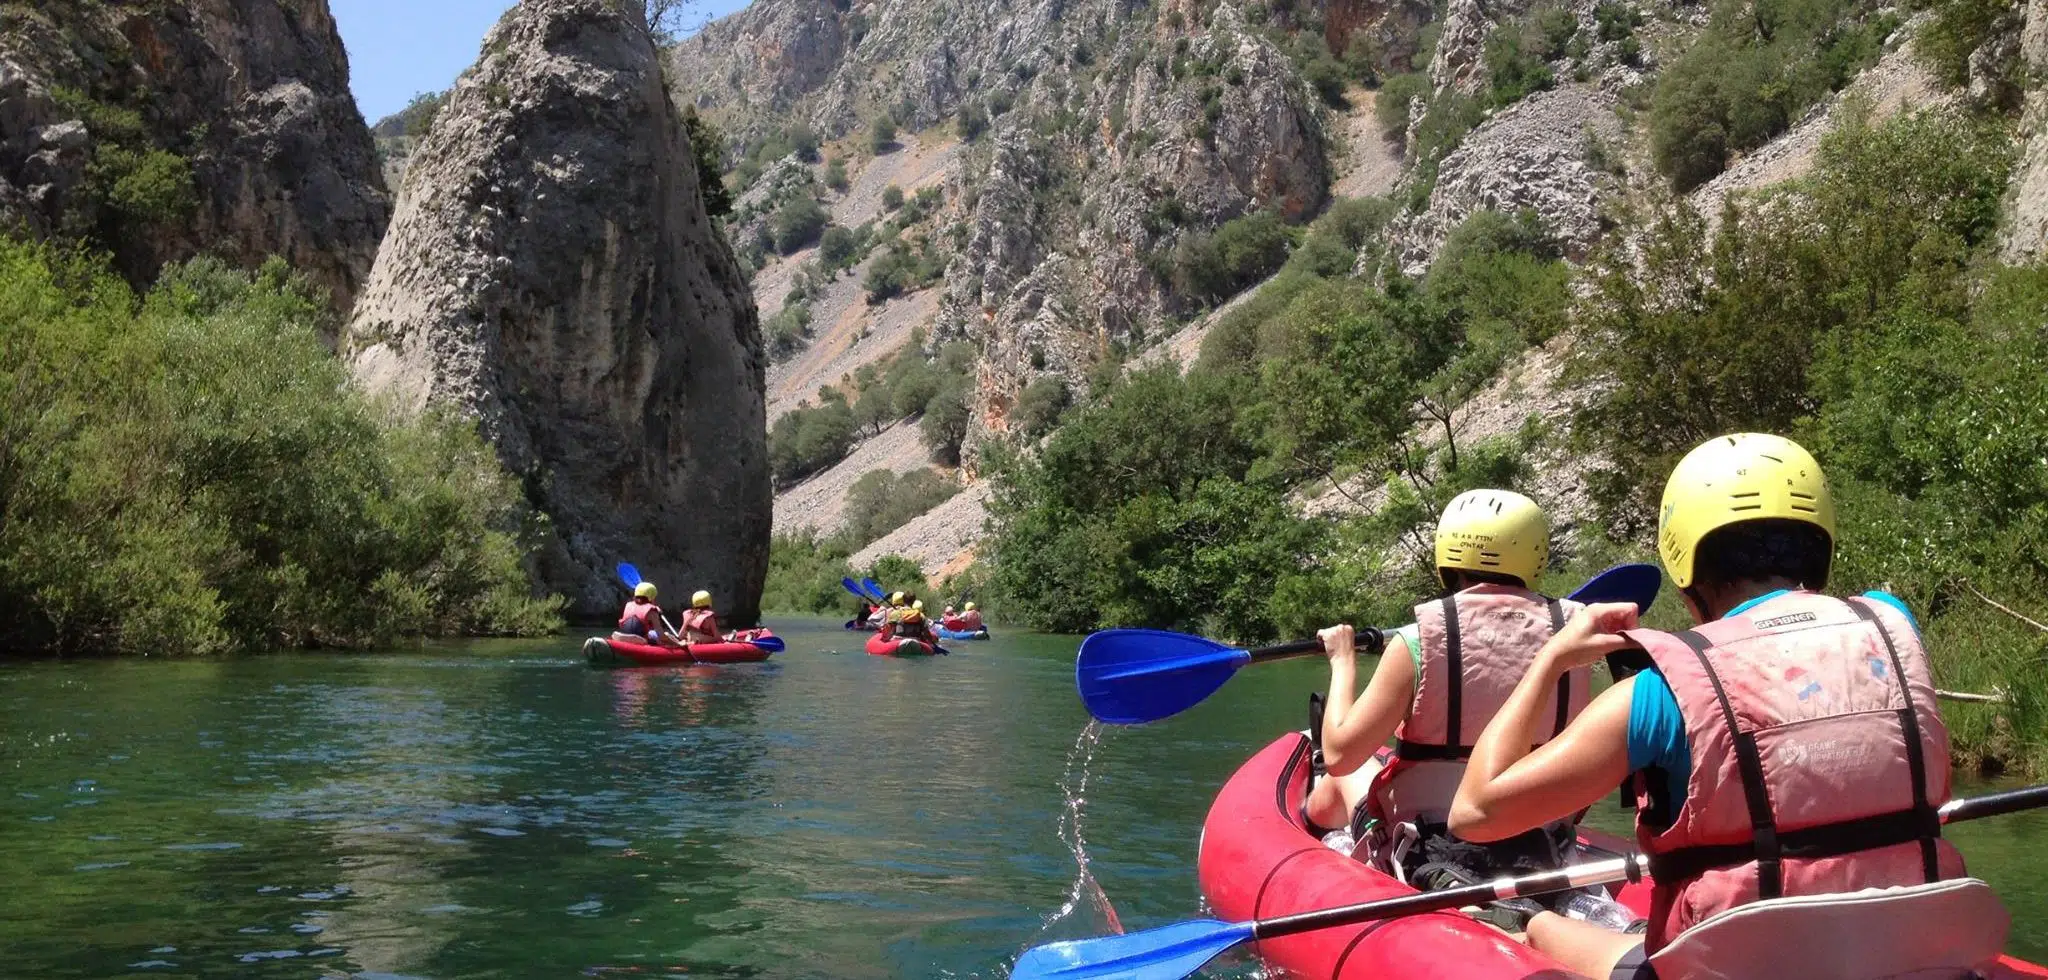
[865,633,939,656]
[1198,733,2048,980]
[583,630,776,666]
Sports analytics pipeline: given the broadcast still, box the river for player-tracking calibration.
[4,616,2044,978]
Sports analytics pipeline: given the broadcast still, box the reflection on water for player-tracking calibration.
[3,624,2044,979]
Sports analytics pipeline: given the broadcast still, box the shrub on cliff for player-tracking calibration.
[0,242,562,654]
[1646,0,1895,190]
[841,469,961,547]
[770,195,829,254]
[1173,210,1290,305]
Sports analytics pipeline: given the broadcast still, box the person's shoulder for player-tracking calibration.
[1856,590,1921,633]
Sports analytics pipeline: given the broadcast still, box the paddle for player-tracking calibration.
[1076,563,1662,726]
[1011,782,2048,980]
[861,577,888,603]
[841,576,871,603]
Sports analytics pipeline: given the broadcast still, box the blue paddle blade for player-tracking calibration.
[1075,629,1253,725]
[1569,562,1662,610]
[861,577,887,602]
[616,562,643,589]
[749,636,786,653]
[841,577,869,600]
[1010,919,1254,980]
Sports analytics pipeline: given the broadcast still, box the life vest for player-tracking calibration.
[619,599,662,634]
[1367,585,1590,830]
[953,610,984,630]
[1620,591,1965,954]
[681,607,720,643]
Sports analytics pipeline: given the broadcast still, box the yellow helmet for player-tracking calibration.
[1435,489,1548,588]
[634,582,658,599]
[1659,433,1835,589]
[912,599,924,611]
[964,602,976,611]
[890,591,905,606]
[691,590,713,609]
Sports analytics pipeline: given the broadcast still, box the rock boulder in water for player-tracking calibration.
[344,0,770,622]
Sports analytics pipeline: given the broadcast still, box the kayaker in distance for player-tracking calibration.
[945,602,984,631]
[681,590,722,643]
[1304,490,1593,926]
[1449,433,1974,979]
[614,582,682,648]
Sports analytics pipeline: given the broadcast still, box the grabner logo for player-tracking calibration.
[1755,612,1818,630]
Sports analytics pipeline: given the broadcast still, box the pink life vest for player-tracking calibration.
[1621,591,1963,952]
[619,599,662,634]
[1367,585,1590,826]
[953,610,984,630]
[681,607,720,643]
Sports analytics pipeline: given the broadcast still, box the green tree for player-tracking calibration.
[770,195,829,253]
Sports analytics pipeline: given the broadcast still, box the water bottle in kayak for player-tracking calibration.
[1559,890,1638,931]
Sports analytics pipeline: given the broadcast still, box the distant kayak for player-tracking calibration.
[584,630,777,667]
[865,633,940,657]
[935,625,989,640]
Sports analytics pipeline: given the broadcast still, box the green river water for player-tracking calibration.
[4,615,2045,978]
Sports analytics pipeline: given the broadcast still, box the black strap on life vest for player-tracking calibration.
[1441,595,1463,748]
[1849,598,1943,883]
[1651,604,1945,893]
[1548,598,1570,740]
[1674,628,1785,896]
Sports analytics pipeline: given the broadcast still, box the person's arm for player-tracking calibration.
[1449,603,1641,842]
[1318,625,1415,777]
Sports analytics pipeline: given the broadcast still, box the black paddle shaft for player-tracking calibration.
[1251,856,1646,941]
[1247,629,1387,665]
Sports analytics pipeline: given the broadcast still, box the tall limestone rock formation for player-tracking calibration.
[344,0,770,622]
[0,0,389,312]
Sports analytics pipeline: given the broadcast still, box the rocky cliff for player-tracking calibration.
[0,0,389,313]
[344,0,771,622]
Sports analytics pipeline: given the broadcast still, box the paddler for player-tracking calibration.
[902,598,939,645]
[1449,434,1976,978]
[950,602,984,631]
[614,582,682,647]
[1304,489,1593,922]
[681,590,722,643]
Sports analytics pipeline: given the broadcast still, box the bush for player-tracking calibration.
[1285,197,1397,277]
[765,302,812,363]
[1174,210,1291,305]
[790,123,821,163]
[841,469,962,547]
[1013,375,1072,440]
[824,157,850,191]
[1484,24,1557,108]
[770,195,829,254]
[920,377,973,465]
[881,184,905,211]
[1573,108,2013,535]
[0,244,562,654]
[819,224,865,270]
[762,531,859,615]
[863,239,945,302]
[870,113,898,153]
[957,102,990,142]
[768,399,859,486]
[1375,73,1430,140]
[683,110,734,218]
[1646,0,1896,190]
